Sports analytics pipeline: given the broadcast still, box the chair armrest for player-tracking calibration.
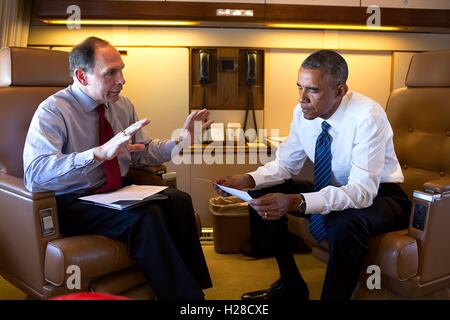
[424,178,450,194]
[0,172,54,200]
[0,172,61,294]
[126,165,167,186]
[407,178,450,284]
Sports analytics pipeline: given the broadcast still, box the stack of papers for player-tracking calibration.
[79,184,168,210]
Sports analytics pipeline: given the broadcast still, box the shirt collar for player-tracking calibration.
[320,91,350,133]
[71,84,101,112]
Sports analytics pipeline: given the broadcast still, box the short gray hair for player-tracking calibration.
[69,36,110,76]
[301,50,348,87]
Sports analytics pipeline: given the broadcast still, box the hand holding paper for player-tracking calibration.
[215,184,253,202]
[194,177,253,202]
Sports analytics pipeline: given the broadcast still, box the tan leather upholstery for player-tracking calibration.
[45,236,135,286]
[365,231,418,281]
[0,47,169,299]
[405,50,450,87]
[0,47,71,86]
[288,50,450,299]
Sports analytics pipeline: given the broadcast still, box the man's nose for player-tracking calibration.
[116,71,126,85]
[299,89,309,103]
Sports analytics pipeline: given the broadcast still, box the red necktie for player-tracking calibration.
[95,104,122,193]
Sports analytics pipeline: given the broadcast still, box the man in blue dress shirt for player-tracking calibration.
[23,36,212,300]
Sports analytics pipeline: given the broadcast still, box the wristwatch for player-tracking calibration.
[297,194,307,213]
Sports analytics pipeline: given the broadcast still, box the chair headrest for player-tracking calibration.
[406,50,450,88]
[0,47,72,87]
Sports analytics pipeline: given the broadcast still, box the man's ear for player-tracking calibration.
[336,83,348,98]
[74,69,88,86]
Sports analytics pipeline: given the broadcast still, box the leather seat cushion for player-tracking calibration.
[45,235,135,286]
[289,214,418,281]
[365,230,418,281]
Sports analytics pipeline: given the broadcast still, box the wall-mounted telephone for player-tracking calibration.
[199,49,211,142]
[199,49,210,86]
[243,50,258,139]
[246,50,257,86]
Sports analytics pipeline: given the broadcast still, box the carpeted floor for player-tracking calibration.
[0,277,26,300]
[202,243,326,300]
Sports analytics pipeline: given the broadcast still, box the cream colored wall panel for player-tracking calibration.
[50,47,189,141]
[337,31,450,51]
[344,51,391,108]
[391,51,416,91]
[266,0,359,6]
[165,161,191,195]
[119,47,189,142]
[265,49,310,135]
[265,49,392,135]
[361,0,450,10]
[28,27,450,52]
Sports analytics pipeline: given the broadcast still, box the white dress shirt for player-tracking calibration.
[249,91,404,215]
[23,84,177,195]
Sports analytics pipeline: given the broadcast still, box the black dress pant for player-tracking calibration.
[56,186,212,300]
[248,179,411,300]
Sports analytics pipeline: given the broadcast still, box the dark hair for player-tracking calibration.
[301,50,348,87]
[69,36,110,76]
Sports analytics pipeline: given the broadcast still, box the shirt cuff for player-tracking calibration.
[164,139,178,158]
[74,148,100,168]
[247,171,264,189]
[302,191,326,214]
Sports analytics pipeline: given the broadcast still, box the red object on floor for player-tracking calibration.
[51,292,130,300]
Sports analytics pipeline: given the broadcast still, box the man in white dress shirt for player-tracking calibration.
[215,50,411,300]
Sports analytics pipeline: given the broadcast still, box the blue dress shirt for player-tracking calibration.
[23,84,176,195]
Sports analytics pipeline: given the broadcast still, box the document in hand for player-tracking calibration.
[79,184,168,210]
[194,178,253,202]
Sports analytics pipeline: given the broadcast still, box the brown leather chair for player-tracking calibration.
[0,47,170,299]
[288,49,450,299]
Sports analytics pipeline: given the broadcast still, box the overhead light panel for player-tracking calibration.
[266,23,404,31]
[41,19,199,26]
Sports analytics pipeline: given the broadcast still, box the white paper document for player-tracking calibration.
[216,184,253,202]
[79,184,168,210]
[194,178,253,202]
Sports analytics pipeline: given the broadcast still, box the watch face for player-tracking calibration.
[298,199,306,213]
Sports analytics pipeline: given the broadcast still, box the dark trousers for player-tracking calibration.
[248,179,411,300]
[56,187,212,300]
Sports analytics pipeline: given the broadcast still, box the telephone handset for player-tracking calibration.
[243,50,258,139]
[199,49,210,86]
[199,49,210,142]
[246,50,257,86]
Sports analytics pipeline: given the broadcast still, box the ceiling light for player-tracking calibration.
[266,23,404,31]
[41,19,199,26]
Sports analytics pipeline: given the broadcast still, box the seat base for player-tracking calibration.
[353,281,450,300]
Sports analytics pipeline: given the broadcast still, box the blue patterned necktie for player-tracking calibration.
[309,121,332,243]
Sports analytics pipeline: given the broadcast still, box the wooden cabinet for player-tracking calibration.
[266,0,359,6]
[172,146,273,226]
[33,0,450,32]
[361,0,450,10]
[166,0,264,3]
